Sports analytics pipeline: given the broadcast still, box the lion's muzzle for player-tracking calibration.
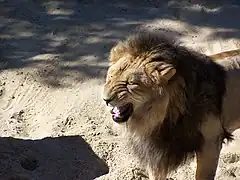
[102,93,133,123]
[111,103,133,123]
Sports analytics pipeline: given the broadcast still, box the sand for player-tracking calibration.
[1,0,240,179]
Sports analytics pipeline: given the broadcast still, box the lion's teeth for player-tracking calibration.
[113,107,120,113]
[112,107,121,118]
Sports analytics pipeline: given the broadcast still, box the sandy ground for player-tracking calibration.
[1,0,240,179]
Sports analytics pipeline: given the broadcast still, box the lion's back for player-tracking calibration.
[216,55,240,132]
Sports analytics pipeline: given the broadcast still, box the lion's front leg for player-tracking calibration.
[195,137,222,180]
[147,165,167,180]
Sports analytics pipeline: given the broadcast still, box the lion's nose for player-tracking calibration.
[102,96,115,106]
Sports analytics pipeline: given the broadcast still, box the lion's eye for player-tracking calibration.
[127,74,141,87]
[128,81,136,85]
[126,81,139,90]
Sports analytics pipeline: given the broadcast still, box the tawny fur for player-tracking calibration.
[210,49,240,61]
[102,30,240,180]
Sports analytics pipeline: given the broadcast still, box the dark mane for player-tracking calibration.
[125,31,231,175]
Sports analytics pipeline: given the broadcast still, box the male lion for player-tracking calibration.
[102,30,240,180]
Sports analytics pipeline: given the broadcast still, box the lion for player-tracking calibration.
[102,30,240,180]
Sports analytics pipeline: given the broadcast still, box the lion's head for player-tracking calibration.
[102,32,185,134]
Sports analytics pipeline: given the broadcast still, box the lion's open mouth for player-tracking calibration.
[111,103,133,123]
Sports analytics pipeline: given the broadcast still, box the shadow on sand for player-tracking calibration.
[0,135,109,180]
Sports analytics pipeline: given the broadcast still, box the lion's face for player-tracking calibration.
[102,45,176,125]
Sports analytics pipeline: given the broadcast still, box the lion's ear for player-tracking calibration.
[150,65,176,84]
[159,66,176,81]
